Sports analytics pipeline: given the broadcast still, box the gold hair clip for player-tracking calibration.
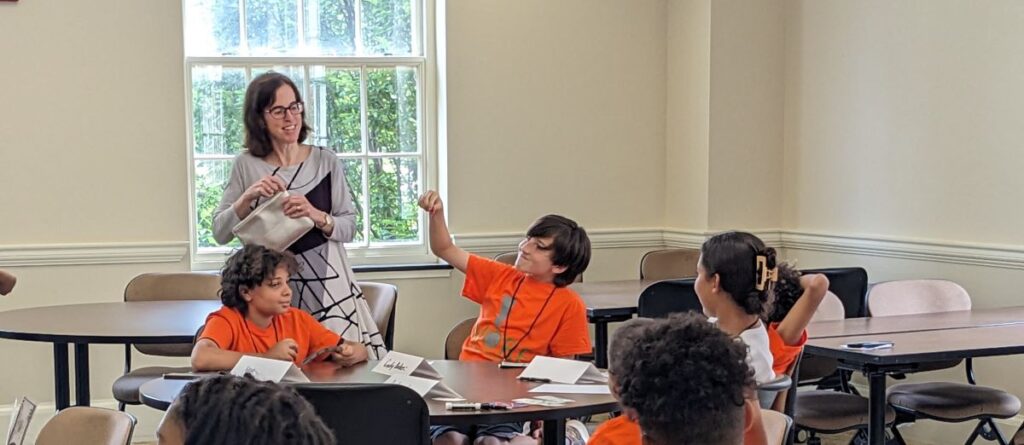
[755,255,778,291]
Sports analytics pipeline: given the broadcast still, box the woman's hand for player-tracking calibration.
[265,338,299,362]
[283,194,326,223]
[331,341,369,367]
[417,191,443,215]
[241,175,287,204]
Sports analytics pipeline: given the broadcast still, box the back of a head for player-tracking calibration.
[173,374,335,445]
[609,313,754,445]
[765,263,801,323]
[526,214,591,287]
[0,270,15,295]
[700,231,777,316]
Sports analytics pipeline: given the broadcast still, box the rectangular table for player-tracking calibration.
[807,306,1024,339]
[571,280,654,368]
[805,317,1024,444]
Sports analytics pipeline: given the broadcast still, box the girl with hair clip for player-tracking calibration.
[695,231,777,384]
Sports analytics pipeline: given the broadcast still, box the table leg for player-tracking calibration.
[594,321,609,369]
[52,343,70,411]
[868,370,887,444]
[74,343,90,406]
[543,418,566,445]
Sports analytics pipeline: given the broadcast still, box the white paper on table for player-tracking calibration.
[372,351,442,379]
[231,356,309,383]
[517,356,608,384]
[529,384,611,395]
[5,396,36,445]
[384,375,462,399]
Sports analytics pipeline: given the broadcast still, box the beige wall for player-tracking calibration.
[783,0,1024,244]
[664,0,711,230]
[445,0,668,233]
[5,0,1024,443]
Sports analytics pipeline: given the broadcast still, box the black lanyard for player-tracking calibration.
[253,161,304,208]
[501,277,558,361]
[243,316,281,352]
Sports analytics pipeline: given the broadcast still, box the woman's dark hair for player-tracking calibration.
[526,214,591,287]
[609,313,754,445]
[766,262,802,324]
[242,72,312,157]
[220,245,299,313]
[699,231,776,316]
[172,374,335,445]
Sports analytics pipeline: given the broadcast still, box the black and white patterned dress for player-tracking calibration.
[213,146,387,359]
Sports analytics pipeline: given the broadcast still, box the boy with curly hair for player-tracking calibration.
[590,312,767,445]
[191,245,368,370]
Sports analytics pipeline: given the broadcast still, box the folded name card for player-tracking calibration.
[372,351,442,380]
[231,355,310,383]
[518,356,608,384]
[385,375,463,399]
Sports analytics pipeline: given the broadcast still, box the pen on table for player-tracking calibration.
[517,376,552,383]
[446,402,510,411]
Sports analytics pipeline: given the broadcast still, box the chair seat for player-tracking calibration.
[888,382,1021,421]
[112,366,191,404]
[795,390,895,433]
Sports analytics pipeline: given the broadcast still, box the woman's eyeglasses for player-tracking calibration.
[264,101,304,119]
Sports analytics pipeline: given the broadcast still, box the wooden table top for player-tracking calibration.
[805,323,1024,366]
[141,360,619,425]
[806,306,1024,339]
[0,300,220,344]
[572,280,656,313]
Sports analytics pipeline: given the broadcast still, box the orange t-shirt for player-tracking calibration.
[459,255,591,362]
[587,401,767,445]
[199,306,341,367]
[767,322,807,375]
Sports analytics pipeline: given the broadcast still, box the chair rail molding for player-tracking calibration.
[0,242,188,267]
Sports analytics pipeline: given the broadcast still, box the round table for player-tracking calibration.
[141,360,619,445]
[0,300,221,410]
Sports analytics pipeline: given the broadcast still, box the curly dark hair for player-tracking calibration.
[170,374,335,445]
[609,313,755,444]
[700,231,776,316]
[220,245,300,313]
[526,214,591,287]
[765,262,802,324]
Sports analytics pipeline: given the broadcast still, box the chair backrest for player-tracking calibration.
[757,374,792,409]
[294,383,429,445]
[639,248,700,281]
[799,267,869,318]
[493,251,582,282]
[494,251,517,266]
[637,279,703,319]
[36,407,136,445]
[444,317,476,359]
[359,281,398,350]
[124,272,221,356]
[867,279,971,317]
[797,292,844,384]
[771,350,802,418]
[760,409,792,445]
[809,291,845,323]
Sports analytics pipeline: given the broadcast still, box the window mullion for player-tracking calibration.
[238,0,248,55]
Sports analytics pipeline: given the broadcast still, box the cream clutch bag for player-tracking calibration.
[232,191,315,252]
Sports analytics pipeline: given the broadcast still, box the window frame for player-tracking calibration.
[183,0,439,271]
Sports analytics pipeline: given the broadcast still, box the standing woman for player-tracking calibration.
[212,72,386,359]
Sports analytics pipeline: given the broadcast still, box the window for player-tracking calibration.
[184,0,434,268]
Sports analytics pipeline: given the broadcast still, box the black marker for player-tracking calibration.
[517,376,552,383]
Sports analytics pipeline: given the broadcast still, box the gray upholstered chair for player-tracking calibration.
[444,317,476,359]
[868,279,1020,445]
[36,406,136,445]
[638,248,700,280]
[359,281,398,350]
[112,272,220,410]
[494,251,582,282]
[794,292,894,445]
